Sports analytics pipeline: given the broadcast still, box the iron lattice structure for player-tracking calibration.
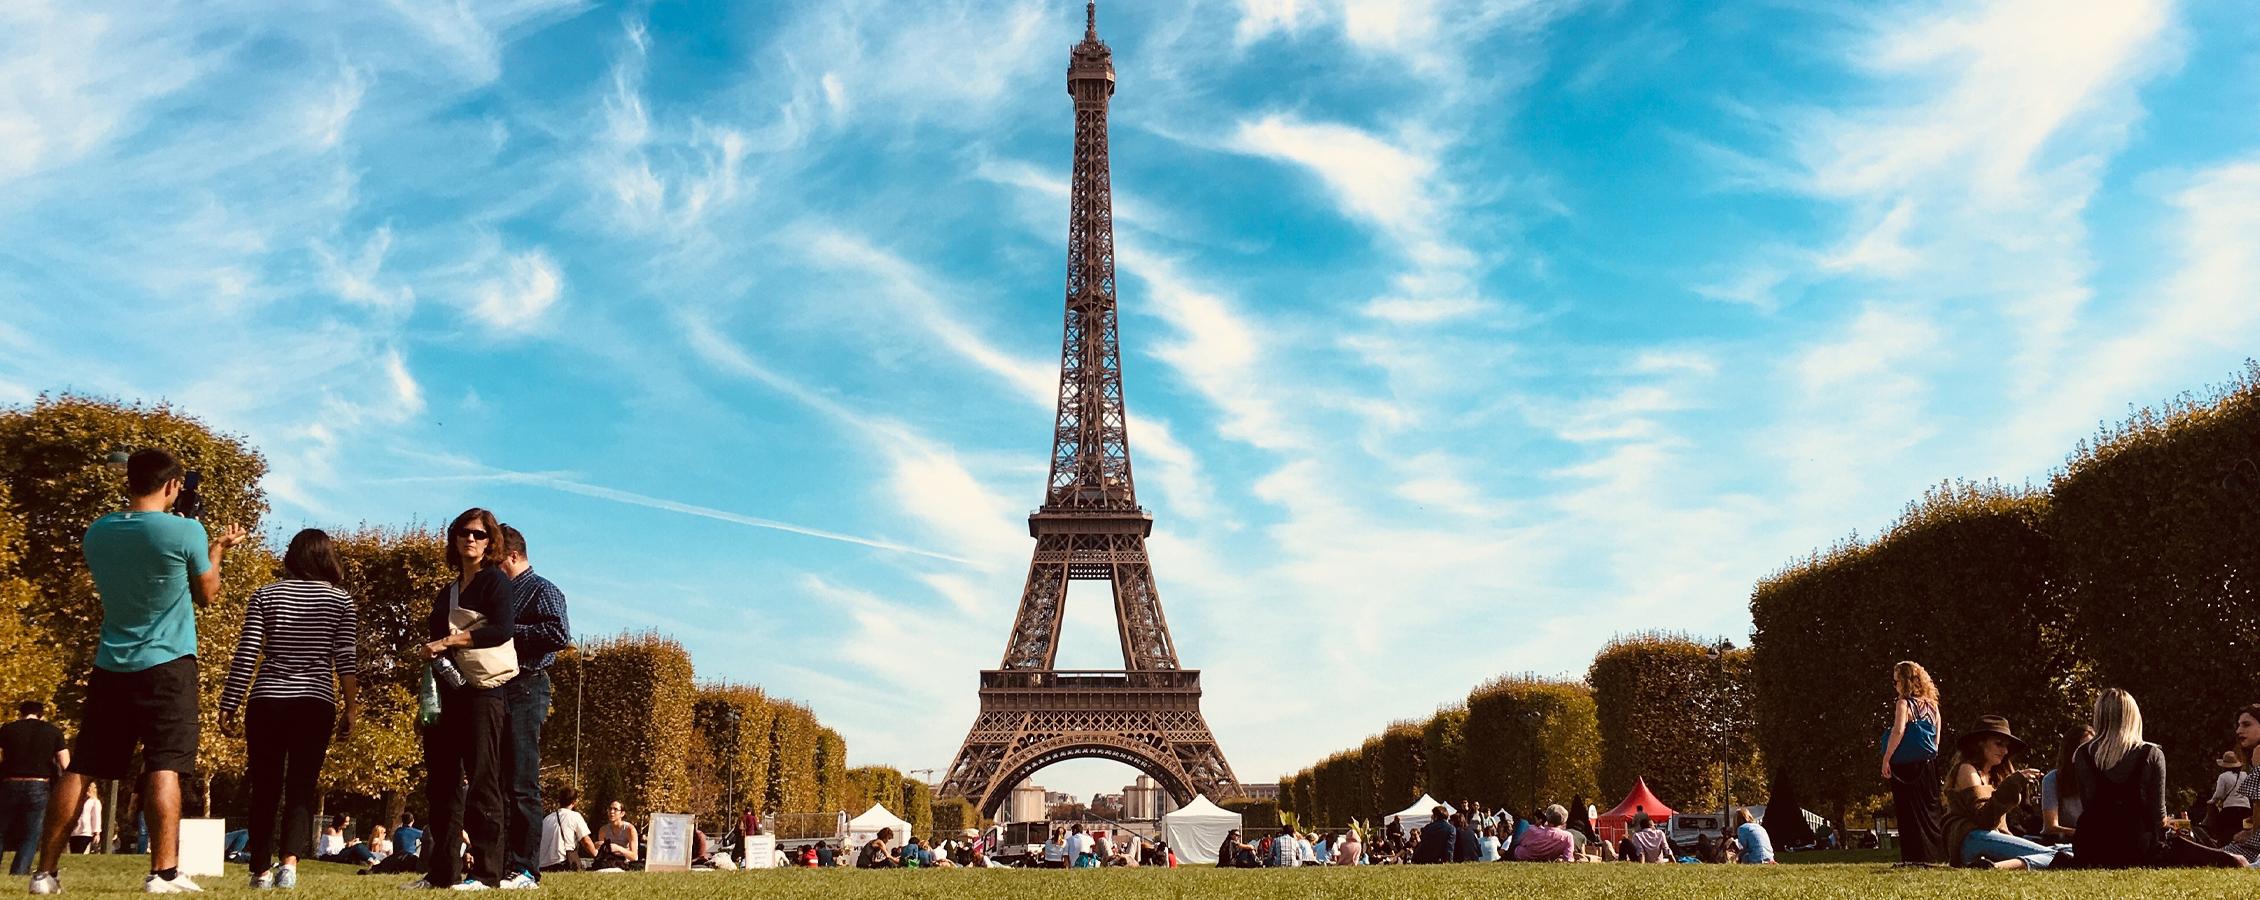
[940,4,1240,819]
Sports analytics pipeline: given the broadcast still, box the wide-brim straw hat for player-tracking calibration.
[2220,751,2246,769]
[1956,715,2027,757]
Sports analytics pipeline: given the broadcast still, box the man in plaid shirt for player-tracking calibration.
[496,525,572,888]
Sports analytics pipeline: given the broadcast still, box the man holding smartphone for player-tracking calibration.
[25,450,246,895]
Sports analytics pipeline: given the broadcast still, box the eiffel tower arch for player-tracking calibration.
[939,2,1240,819]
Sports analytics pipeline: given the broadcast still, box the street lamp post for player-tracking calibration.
[572,648,588,792]
[1707,639,1737,826]
[1522,708,1545,814]
[724,707,741,833]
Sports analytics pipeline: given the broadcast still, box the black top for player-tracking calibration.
[428,567,518,647]
[855,840,893,868]
[1453,824,1482,862]
[2071,741,2165,868]
[1414,819,1456,863]
[0,718,66,780]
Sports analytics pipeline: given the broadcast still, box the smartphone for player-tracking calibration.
[175,471,205,519]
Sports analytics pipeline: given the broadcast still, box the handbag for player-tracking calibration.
[446,607,519,689]
[1882,698,1939,764]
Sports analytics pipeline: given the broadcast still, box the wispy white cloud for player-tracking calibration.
[472,248,564,329]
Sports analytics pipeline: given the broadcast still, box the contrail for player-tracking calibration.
[389,469,976,565]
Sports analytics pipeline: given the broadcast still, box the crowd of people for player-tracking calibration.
[8,452,2260,890]
[1207,804,1772,868]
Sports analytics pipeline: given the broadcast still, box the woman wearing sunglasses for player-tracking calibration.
[404,508,518,890]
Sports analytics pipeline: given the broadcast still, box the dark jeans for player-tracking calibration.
[501,671,550,880]
[2,780,48,876]
[1890,757,1946,864]
[246,698,334,874]
[424,685,506,886]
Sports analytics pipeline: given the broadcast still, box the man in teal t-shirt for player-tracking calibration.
[23,450,245,896]
[82,507,210,671]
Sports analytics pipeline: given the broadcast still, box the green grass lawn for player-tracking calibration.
[29,852,2260,898]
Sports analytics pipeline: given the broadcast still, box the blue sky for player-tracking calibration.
[4,0,2259,804]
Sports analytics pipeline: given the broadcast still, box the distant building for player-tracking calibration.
[1123,775,1179,820]
[1045,790,1077,808]
[1010,783,1048,823]
[1092,793,1126,815]
[1238,783,1280,801]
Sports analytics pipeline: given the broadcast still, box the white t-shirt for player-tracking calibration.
[540,809,593,868]
[2216,770,2251,809]
[1064,833,1091,859]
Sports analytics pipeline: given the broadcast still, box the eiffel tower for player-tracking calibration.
[938,2,1240,819]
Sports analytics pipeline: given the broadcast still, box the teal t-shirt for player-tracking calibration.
[82,511,210,672]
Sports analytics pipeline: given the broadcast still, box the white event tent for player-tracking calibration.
[1159,795,1242,865]
[1386,794,1456,830]
[845,804,911,852]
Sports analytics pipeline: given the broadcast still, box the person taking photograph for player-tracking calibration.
[26,450,247,895]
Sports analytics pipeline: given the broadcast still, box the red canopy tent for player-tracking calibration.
[1594,777,1678,841]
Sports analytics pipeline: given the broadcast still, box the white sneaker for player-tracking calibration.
[28,872,61,895]
[497,872,537,890]
[142,872,203,893]
[398,879,436,890]
[449,878,490,892]
[250,870,275,890]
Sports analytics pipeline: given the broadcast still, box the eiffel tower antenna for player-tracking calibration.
[938,1,1241,818]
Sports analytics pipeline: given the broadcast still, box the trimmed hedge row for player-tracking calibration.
[547,633,698,820]
[1588,633,1760,816]
[2051,367,2260,794]
[1750,365,2260,822]
[1282,675,1601,826]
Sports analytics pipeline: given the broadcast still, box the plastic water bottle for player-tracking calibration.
[431,656,467,690]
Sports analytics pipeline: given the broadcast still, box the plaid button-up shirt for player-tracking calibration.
[508,568,572,671]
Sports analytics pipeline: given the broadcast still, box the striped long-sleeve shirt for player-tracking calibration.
[220,579,358,714]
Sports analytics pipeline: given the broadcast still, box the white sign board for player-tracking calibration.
[178,818,226,877]
[741,834,776,870]
[646,813,695,873]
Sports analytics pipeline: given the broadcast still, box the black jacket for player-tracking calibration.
[1413,819,1456,863]
[1453,825,1482,862]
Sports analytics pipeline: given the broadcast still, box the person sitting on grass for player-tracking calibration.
[1042,829,1066,868]
[591,801,639,871]
[1450,814,1481,863]
[1511,805,1576,862]
[2042,723,2093,843]
[538,788,596,873]
[1626,813,1673,863]
[1413,807,1455,863]
[1693,834,1718,864]
[1217,829,1258,868]
[1943,715,2060,869]
[1333,829,1362,866]
[2073,689,2243,868]
[855,830,897,869]
[1734,809,1775,864]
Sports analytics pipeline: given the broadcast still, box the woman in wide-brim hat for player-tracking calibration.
[1941,715,2063,869]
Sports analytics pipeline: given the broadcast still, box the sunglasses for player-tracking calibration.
[453,528,490,541]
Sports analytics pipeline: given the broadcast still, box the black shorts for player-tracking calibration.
[69,655,199,779]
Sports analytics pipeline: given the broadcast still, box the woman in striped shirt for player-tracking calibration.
[219,529,360,889]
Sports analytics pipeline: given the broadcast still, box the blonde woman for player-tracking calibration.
[1879,661,1944,864]
[2071,689,2243,868]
